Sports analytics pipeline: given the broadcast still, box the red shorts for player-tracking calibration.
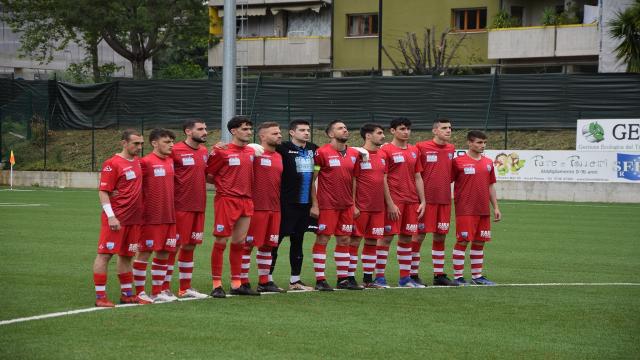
[317,208,354,236]
[419,204,452,234]
[139,224,178,252]
[97,216,141,257]
[247,210,280,248]
[213,196,254,237]
[384,202,419,236]
[176,211,205,246]
[455,215,491,242]
[353,211,385,240]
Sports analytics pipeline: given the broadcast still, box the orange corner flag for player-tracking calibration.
[9,150,15,166]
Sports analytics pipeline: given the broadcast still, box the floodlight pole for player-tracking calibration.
[221,0,237,143]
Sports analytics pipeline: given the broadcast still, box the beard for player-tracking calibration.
[192,135,207,143]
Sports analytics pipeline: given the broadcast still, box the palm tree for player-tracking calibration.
[609,0,640,73]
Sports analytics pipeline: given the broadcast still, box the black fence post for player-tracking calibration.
[91,117,96,172]
[504,113,509,150]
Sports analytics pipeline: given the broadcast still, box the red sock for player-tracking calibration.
[375,245,389,278]
[163,252,177,291]
[230,243,243,289]
[257,245,272,284]
[241,245,253,285]
[178,248,195,292]
[348,244,359,278]
[151,258,168,295]
[93,273,107,299]
[118,272,133,297]
[453,242,468,279]
[334,245,350,280]
[410,240,422,276]
[312,243,327,281]
[470,242,485,279]
[211,242,226,289]
[133,260,148,295]
[397,243,412,278]
[361,244,377,275]
[432,241,446,276]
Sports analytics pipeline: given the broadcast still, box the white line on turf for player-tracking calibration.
[0,203,48,207]
[499,202,638,208]
[1,283,638,327]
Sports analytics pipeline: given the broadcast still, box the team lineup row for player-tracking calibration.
[92,116,501,307]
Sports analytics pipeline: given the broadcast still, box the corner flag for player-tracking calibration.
[9,150,15,166]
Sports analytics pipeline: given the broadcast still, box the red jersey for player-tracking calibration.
[206,143,254,198]
[416,140,455,204]
[314,144,358,210]
[99,154,143,225]
[252,149,283,211]
[354,149,387,212]
[140,152,176,224]
[380,142,423,204]
[452,153,497,216]
[171,141,208,212]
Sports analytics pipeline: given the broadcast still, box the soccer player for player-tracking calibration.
[415,118,458,286]
[240,122,286,293]
[350,123,388,288]
[377,117,426,288]
[451,130,502,286]
[163,119,209,299]
[206,116,259,297]
[310,120,362,291]
[133,128,179,303]
[271,120,318,291]
[93,129,145,307]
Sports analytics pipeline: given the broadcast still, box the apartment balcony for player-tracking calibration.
[209,0,331,6]
[208,36,331,67]
[487,24,598,60]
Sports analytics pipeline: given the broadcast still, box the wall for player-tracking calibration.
[1,171,637,203]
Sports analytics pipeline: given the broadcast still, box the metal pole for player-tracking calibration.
[44,112,47,170]
[504,113,508,150]
[377,0,383,75]
[484,71,498,131]
[91,117,96,172]
[221,0,237,143]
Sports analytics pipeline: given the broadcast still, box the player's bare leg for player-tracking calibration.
[93,253,115,307]
[312,234,333,291]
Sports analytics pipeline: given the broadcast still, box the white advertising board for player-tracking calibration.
[466,150,640,183]
[576,119,640,151]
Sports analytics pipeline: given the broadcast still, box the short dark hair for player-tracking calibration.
[390,117,411,130]
[360,123,384,140]
[467,130,487,141]
[149,128,176,143]
[227,116,252,132]
[183,119,205,133]
[121,129,141,141]
[258,121,280,132]
[289,119,310,131]
[325,120,345,136]
[433,118,451,129]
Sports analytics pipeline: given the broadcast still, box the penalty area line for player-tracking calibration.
[1,282,638,326]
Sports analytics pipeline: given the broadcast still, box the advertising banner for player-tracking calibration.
[576,119,640,151]
[466,150,640,183]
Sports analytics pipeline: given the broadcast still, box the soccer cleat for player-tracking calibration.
[363,281,385,289]
[453,277,470,286]
[152,292,177,303]
[135,292,154,304]
[160,290,179,301]
[289,281,314,291]
[337,278,364,290]
[315,280,334,291]
[257,281,286,293]
[433,274,458,286]
[373,277,390,289]
[230,284,261,296]
[471,276,496,286]
[119,295,137,304]
[211,287,227,298]
[410,275,427,288]
[178,288,209,299]
[348,277,365,290]
[95,297,115,308]
[398,276,418,288]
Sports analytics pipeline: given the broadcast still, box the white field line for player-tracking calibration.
[0,203,48,207]
[1,283,639,327]
[499,202,639,208]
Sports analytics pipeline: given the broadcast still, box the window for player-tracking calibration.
[347,13,378,37]
[510,6,524,26]
[452,8,487,31]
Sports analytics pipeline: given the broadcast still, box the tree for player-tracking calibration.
[1,0,206,80]
[382,27,468,76]
[609,0,640,73]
